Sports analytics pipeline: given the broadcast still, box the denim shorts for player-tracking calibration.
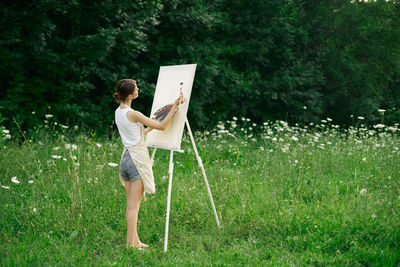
[120,150,141,182]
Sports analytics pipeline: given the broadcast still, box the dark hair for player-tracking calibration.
[113,79,136,103]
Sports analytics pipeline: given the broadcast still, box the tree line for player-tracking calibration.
[0,0,399,135]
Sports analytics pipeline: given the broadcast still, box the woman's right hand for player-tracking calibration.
[174,92,185,106]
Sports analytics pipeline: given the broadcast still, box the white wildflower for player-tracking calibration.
[65,144,71,149]
[357,116,365,120]
[327,118,332,122]
[377,109,386,114]
[71,144,78,150]
[359,188,367,195]
[32,111,36,115]
[291,136,299,142]
[362,157,366,161]
[233,116,238,121]
[303,106,307,110]
[373,124,385,129]
[2,185,10,190]
[51,155,62,159]
[28,180,34,184]
[11,176,20,184]
[96,143,102,148]
[60,124,69,129]
[260,147,264,151]
[5,134,11,139]
[45,114,53,119]
[2,129,9,134]
[33,208,37,213]
[108,163,118,167]
[53,147,61,151]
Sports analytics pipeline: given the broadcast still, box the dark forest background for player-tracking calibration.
[0,0,399,135]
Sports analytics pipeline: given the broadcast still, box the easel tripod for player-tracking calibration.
[149,118,220,252]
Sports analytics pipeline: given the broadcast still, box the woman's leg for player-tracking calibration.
[124,178,146,248]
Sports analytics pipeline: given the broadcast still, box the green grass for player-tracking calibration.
[1,120,400,265]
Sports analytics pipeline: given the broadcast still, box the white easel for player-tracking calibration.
[149,118,220,252]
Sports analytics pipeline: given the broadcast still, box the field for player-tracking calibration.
[1,118,399,266]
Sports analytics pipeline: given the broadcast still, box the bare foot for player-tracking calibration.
[126,241,148,250]
[138,242,148,248]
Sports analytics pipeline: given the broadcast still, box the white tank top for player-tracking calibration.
[115,107,141,147]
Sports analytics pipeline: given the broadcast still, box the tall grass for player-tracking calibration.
[1,117,399,265]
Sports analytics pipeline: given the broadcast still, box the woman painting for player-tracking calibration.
[113,79,184,249]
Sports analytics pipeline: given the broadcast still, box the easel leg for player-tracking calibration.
[150,148,157,166]
[164,150,174,252]
[185,118,221,227]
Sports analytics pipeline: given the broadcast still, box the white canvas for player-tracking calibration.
[146,64,197,151]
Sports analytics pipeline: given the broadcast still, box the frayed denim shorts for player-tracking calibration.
[120,150,141,182]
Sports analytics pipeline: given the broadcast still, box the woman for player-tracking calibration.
[113,79,184,249]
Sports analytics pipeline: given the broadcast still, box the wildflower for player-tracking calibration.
[71,144,78,150]
[96,143,102,148]
[294,160,298,164]
[336,250,340,253]
[321,120,327,123]
[51,155,62,159]
[2,129,9,134]
[32,111,36,115]
[373,124,385,129]
[359,188,367,195]
[2,185,10,190]
[60,124,69,129]
[11,176,20,184]
[65,144,71,149]
[33,207,37,213]
[377,109,386,114]
[357,116,365,120]
[272,137,277,142]
[260,147,264,151]
[28,180,34,184]
[53,147,61,151]
[291,136,299,142]
[303,106,307,110]
[327,141,332,145]
[233,116,238,121]
[371,214,376,219]
[327,118,332,122]
[314,225,317,228]
[45,114,53,119]
[5,134,11,139]
[362,158,366,161]
[108,163,118,167]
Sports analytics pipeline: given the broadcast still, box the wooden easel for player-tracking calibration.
[149,118,220,252]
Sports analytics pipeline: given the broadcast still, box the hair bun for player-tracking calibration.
[113,92,121,103]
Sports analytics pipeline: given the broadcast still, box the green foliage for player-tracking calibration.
[0,0,399,135]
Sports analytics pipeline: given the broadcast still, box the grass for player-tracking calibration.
[1,118,399,265]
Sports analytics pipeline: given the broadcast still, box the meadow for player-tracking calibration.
[1,117,399,266]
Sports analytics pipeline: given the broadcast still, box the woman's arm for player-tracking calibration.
[144,127,154,135]
[128,93,184,131]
